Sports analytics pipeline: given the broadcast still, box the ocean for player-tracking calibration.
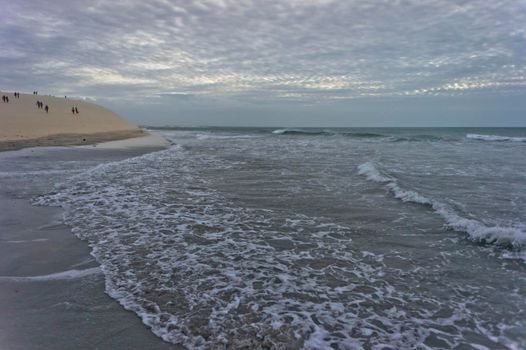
[33,127,526,349]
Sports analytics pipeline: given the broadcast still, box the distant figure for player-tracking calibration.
[72,107,75,114]
[45,105,48,113]
[5,96,8,103]
[2,95,5,102]
[65,96,67,99]
[75,107,79,114]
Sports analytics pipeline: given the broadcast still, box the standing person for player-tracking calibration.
[2,96,5,102]
[5,96,8,103]
[72,107,75,114]
[45,105,48,113]
[75,107,79,114]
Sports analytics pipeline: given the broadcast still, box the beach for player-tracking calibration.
[0,92,144,151]
[0,93,179,349]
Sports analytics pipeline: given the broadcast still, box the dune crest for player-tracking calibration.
[0,92,143,150]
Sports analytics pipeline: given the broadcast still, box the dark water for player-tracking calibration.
[34,127,526,349]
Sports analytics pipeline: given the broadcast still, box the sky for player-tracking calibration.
[1,0,525,127]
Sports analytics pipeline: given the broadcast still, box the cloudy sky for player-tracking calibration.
[1,0,525,126]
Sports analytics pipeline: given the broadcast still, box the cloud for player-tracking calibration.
[1,0,525,105]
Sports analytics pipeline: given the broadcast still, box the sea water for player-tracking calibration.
[32,127,526,349]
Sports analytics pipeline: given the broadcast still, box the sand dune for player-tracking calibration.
[0,91,144,150]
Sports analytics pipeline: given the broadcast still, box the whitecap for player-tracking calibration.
[467,134,526,142]
[358,162,526,254]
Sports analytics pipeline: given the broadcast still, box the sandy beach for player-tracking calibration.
[0,92,178,349]
[0,92,144,151]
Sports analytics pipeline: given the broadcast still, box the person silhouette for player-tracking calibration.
[45,105,48,113]
[75,107,79,114]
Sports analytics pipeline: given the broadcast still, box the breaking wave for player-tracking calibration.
[389,135,449,142]
[358,162,526,255]
[271,129,333,136]
[272,129,387,138]
[467,134,526,142]
[272,129,452,142]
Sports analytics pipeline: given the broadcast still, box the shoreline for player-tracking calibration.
[0,91,179,347]
[0,129,147,152]
[0,134,181,349]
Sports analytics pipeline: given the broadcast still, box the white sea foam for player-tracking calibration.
[29,141,526,349]
[4,238,49,244]
[32,148,439,349]
[0,169,80,177]
[195,133,257,140]
[358,162,526,252]
[0,267,100,282]
[272,129,292,134]
[467,134,526,142]
[358,162,432,205]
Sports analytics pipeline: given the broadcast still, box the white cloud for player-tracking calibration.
[1,0,525,103]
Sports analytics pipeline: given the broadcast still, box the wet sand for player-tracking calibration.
[0,136,182,349]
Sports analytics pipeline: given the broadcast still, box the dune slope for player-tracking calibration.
[0,92,143,150]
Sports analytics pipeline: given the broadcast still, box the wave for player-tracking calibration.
[341,132,386,138]
[195,133,257,140]
[271,129,333,136]
[467,134,526,142]
[390,135,449,142]
[272,129,452,142]
[358,162,526,254]
[0,267,100,282]
[272,129,388,139]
